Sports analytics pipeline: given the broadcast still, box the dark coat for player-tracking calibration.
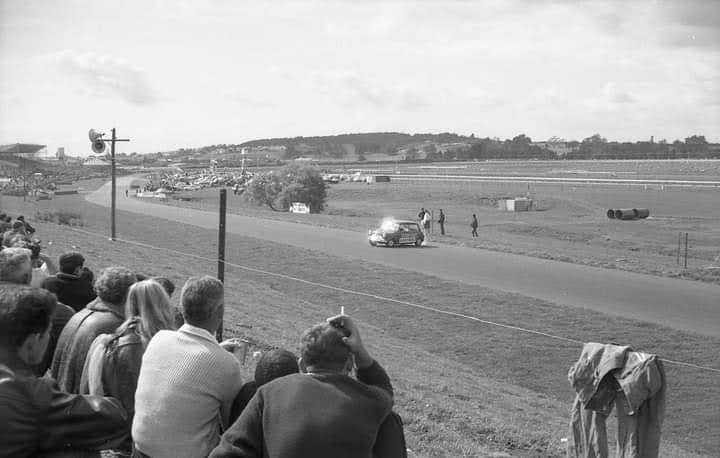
[0,354,128,456]
[35,301,76,376]
[50,298,124,394]
[43,272,97,312]
[210,361,393,458]
[80,318,147,453]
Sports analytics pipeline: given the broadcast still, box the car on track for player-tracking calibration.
[368,219,424,247]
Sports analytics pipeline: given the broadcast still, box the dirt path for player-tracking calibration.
[90,178,720,336]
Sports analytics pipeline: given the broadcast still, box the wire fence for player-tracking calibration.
[45,223,720,375]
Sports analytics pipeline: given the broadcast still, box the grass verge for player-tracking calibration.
[2,192,718,457]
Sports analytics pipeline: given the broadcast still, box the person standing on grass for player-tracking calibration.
[438,209,446,235]
[209,314,393,458]
[471,214,478,238]
[132,275,244,458]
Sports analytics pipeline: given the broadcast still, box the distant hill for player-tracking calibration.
[239,132,477,161]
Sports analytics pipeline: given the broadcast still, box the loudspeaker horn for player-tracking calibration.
[88,129,104,141]
[92,139,106,154]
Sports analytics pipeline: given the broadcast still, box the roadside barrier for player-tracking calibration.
[607,208,650,220]
[51,223,720,375]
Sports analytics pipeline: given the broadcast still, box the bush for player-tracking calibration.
[35,209,85,227]
[244,164,327,213]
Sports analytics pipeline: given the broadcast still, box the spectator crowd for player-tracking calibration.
[0,214,406,457]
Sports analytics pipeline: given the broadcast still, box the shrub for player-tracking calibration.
[35,209,85,227]
[244,164,327,213]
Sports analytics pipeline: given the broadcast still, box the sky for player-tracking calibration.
[1,0,718,156]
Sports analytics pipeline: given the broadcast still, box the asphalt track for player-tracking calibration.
[88,178,720,337]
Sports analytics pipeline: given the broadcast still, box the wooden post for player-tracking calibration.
[110,128,116,241]
[684,232,689,269]
[216,188,227,342]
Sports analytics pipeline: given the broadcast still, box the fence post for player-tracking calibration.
[684,232,689,269]
[677,232,681,265]
[216,188,227,342]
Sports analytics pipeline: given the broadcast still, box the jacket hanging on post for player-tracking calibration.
[567,342,666,458]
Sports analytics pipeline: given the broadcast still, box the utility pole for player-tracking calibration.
[90,128,129,241]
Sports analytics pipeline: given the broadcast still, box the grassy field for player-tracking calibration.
[2,188,718,457]
[157,178,720,285]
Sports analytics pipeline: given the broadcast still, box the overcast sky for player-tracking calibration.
[1,0,718,156]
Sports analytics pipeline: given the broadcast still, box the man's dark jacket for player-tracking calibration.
[0,354,128,456]
[50,298,124,393]
[43,272,97,312]
[210,360,393,458]
[35,301,76,377]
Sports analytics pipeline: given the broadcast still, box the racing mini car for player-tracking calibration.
[368,219,424,247]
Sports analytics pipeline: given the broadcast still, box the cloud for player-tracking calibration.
[602,82,635,104]
[311,70,430,111]
[44,50,156,105]
[582,81,636,111]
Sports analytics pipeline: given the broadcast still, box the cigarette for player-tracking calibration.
[340,306,345,315]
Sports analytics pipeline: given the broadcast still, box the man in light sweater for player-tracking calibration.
[132,275,243,458]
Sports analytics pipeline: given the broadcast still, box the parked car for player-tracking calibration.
[368,219,424,247]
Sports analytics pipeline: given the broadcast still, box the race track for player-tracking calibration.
[88,178,720,337]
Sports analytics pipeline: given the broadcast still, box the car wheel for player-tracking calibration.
[415,238,423,247]
[386,239,396,248]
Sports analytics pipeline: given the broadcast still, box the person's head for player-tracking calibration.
[180,275,224,331]
[123,279,175,341]
[16,216,25,222]
[11,221,25,233]
[12,239,40,262]
[0,285,56,365]
[0,247,32,284]
[58,252,85,275]
[299,323,352,374]
[254,349,299,386]
[152,276,176,298]
[94,266,137,306]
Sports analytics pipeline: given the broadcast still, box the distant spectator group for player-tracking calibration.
[0,213,406,457]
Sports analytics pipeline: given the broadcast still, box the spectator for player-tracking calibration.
[0,246,75,376]
[471,214,479,238]
[152,276,176,297]
[13,239,58,288]
[17,215,35,234]
[152,275,183,326]
[42,251,97,311]
[2,220,29,247]
[50,266,136,393]
[132,275,243,458]
[438,209,446,235]
[230,348,299,421]
[209,314,393,458]
[80,279,177,456]
[0,246,33,285]
[0,285,129,456]
[0,213,9,233]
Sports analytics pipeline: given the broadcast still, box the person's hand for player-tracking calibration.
[326,314,373,368]
[220,338,250,364]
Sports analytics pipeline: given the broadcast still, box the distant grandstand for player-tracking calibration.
[0,143,47,158]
